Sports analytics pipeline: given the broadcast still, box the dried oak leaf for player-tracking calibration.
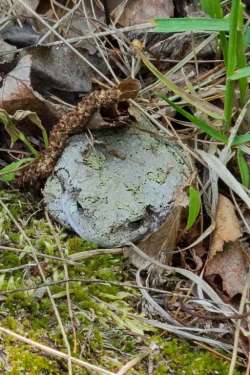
[209,194,241,259]
[205,242,248,298]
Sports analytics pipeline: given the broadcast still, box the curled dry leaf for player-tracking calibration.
[205,242,248,299]
[209,194,241,259]
[205,194,246,299]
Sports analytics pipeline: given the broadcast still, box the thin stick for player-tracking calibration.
[0,24,153,59]
[69,247,123,260]
[0,277,172,296]
[246,351,250,375]
[0,263,36,273]
[0,245,81,265]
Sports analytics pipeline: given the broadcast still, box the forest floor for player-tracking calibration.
[0,0,250,374]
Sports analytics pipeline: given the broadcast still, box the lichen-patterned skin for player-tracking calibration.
[16,79,140,189]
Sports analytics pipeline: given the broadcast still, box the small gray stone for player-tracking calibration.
[44,124,192,247]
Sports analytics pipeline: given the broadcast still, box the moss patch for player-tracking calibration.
[0,190,244,374]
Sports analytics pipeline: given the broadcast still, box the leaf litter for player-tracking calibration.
[209,194,242,259]
[0,0,249,374]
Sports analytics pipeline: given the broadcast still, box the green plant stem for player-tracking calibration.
[237,148,250,188]
[224,0,241,130]
[237,3,248,106]
[212,1,228,66]
[200,0,228,65]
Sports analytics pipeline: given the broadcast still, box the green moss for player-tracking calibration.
[0,252,20,268]
[0,190,245,375]
[150,337,242,375]
[67,236,97,254]
[4,341,62,375]
[4,293,39,315]
[4,316,18,331]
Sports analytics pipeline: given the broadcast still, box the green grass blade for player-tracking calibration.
[153,18,230,33]
[200,0,224,18]
[236,3,248,106]
[244,25,250,47]
[0,158,33,182]
[159,95,228,143]
[229,66,250,80]
[141,53,224,120]
[187,186,201,230]
[200,0,228,66]
[237,148,250,188]
[232,133,250,146]
[224,0,242,129]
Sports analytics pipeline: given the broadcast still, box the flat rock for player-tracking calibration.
[44,124,192,247]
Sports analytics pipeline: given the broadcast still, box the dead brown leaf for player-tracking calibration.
[205,242,248,299]
[209,194,241,259]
